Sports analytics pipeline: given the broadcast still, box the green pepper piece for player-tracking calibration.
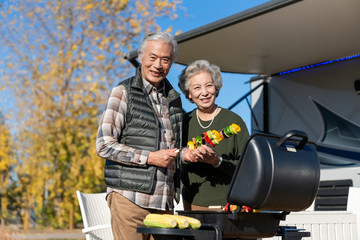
[195,136,202,147]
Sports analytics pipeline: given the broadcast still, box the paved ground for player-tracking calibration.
[9,229,85,240]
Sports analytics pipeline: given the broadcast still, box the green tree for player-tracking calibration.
[0,0,182,229]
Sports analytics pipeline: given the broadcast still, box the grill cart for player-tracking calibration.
[138,130,320,239]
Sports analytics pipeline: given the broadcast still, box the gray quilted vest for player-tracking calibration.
[104,67,183,197]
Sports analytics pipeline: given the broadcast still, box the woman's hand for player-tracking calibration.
[183,148,199,163]
[194,145,221,167]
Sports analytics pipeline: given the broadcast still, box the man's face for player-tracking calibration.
[139,40,173,88]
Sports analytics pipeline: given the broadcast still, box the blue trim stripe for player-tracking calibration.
[317,145,360,160]
[278,54,360,75]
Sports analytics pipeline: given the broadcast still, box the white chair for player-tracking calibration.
[76,190,114,240]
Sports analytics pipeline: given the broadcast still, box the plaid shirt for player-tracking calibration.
[96,79,176,210]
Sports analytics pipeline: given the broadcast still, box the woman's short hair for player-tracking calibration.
[138,32,178,62]
[178,60,223,102]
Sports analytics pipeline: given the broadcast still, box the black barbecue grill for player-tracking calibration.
[138,130,320,240]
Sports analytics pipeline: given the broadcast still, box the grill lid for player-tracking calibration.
[227,130,321,211]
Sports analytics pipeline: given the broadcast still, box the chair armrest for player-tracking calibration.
[82,224,112,233]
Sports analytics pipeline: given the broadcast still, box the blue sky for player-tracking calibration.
[159,0,270,130]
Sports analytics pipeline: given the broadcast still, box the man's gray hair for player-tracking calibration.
[138,32,178,61]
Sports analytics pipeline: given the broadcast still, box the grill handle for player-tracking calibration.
[201,223,222,240]
[276,130,308,149]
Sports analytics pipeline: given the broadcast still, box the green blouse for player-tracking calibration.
[181,107,250,207]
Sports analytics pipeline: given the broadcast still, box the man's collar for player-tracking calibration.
[142,78,165,94]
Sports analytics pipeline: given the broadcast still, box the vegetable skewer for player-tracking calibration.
[187,123,241,150]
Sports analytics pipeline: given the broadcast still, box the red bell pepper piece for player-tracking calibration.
[203,132,215,147]
[241,206,253,213]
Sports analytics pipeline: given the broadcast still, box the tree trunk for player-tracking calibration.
[23,209,29,230]
[1,173,4,228]
[69,206,74,230]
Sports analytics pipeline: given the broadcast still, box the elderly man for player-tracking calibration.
[96,32,183,240]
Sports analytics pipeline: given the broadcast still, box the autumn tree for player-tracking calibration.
[0,0,182,229]
[0,113,16,228]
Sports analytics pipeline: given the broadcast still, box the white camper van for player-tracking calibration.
[172,0,360,200]
[127,0,360,238]
[173,0,360,238]
[177,0,360,239]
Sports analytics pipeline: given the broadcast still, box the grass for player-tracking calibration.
[0,227,85,240]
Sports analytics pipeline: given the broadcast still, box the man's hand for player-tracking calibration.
[147,148,179,168]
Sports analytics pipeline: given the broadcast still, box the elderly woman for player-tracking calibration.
[179,60,249,211]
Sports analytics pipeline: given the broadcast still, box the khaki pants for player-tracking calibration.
[107,192,172,240]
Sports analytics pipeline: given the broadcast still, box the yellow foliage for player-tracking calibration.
[95,55,106,61]
[0,125,14,172]
[0,123,15,224]
[83,4,94,11]
[129,19,140,28]
[0,161,8,172]
[164,26,173,33]
[174,29,182,36]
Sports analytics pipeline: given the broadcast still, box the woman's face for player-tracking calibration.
[188,71,217,112]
